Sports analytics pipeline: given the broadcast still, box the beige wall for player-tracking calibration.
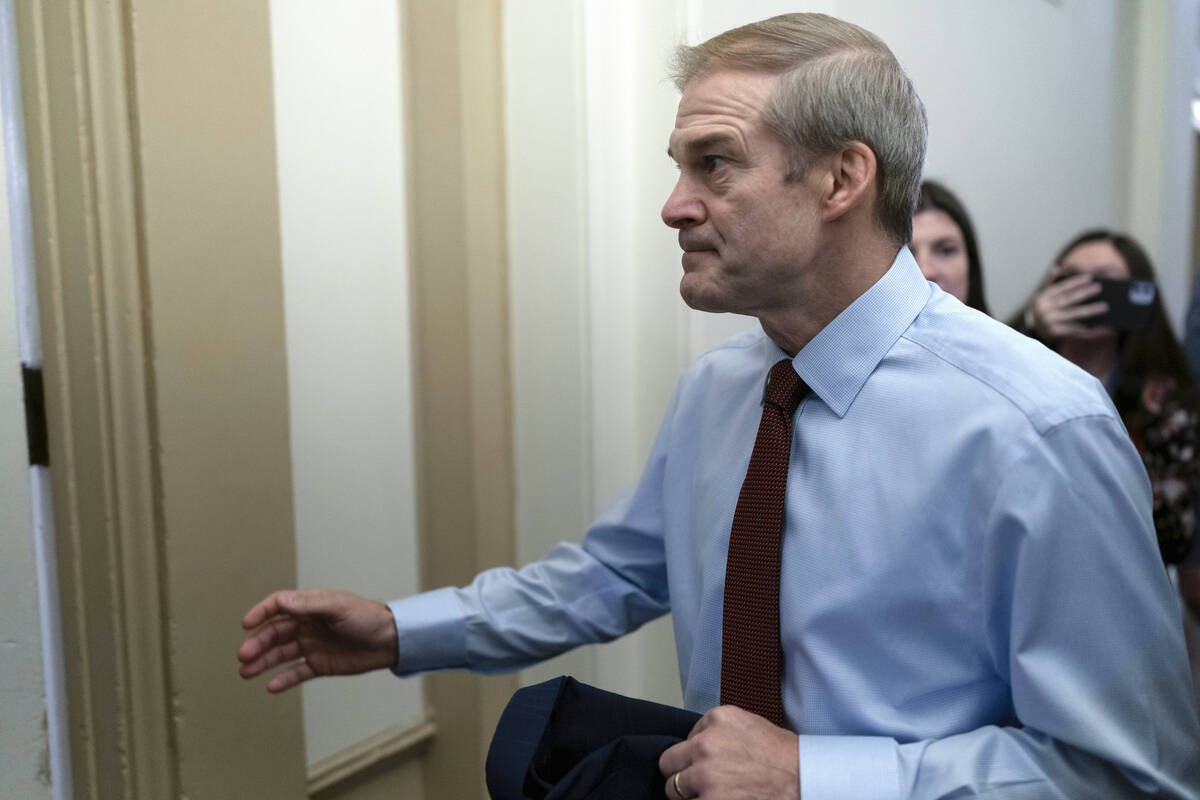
[16,0,306,796]
[404,0,518,796]
[16,0,511,797]
[133,2,309,796]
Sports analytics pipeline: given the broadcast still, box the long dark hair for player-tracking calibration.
[1050,230,1193,421]
[915,180,989,315]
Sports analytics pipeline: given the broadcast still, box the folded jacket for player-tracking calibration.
[486,676,702,800]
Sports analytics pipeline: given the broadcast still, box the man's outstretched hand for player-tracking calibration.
[659,705,800,800]
[238,589,399,693]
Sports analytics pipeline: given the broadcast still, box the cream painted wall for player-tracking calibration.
[270,0,424,767]
[0,68,51,800]
[507,0,1198,708]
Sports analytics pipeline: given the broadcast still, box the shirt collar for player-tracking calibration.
[763,247,930,418]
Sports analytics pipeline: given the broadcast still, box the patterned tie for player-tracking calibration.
[720,358,809,727]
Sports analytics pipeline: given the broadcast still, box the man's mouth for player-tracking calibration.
[680,249,715,270]
[679,232,716,254]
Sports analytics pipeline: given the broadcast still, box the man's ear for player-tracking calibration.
[819,142,877,224]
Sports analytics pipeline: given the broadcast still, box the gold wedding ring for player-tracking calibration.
[673,771,686,798]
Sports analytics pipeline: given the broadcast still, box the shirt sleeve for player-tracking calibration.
[798,415,1200,800]
[386,388,679,677]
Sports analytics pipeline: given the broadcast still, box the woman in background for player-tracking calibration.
[910,180,990,314]
[1012,230,1200,576]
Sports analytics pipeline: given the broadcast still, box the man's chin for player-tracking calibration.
[679,277,731,313]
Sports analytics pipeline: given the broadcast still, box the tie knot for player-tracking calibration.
[764,358,807,415]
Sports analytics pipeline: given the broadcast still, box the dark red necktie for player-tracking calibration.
[720,358,809,727]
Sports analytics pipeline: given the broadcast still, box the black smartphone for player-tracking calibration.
[1090,277,1156,330]
[1053,272,1157,331]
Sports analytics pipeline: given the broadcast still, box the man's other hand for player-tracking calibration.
[659,705,800,800]
[237,589,399,693]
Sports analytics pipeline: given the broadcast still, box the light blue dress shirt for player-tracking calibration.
[389,248,1200,798]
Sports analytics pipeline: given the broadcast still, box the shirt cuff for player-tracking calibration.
[798,735,900,800]
[387,587,468,677]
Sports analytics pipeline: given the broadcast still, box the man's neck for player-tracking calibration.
[759,238,902,357]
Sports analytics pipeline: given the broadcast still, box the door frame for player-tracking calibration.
[14,0,516,797]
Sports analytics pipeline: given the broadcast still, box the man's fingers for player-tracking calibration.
[241,591,289,629]
[664,767,693,800]
[265,659,317,693]
[239,636,303,679]
[658,738,692,777]
[686,712,712,740]
[242,589,333,630]
[237,616,299,663]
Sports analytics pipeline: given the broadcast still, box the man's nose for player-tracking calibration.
[661,177,706,229]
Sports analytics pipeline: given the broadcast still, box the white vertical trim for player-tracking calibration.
[506,0,598,688]
[1119,0,1195,331]
[583,0,639,508]
[573,0,596,526]
[0,0,38,368]
[1160,0,1199,328]
[0,0,70,796]
[31,468,70,800]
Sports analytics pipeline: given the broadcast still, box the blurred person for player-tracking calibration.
[240,14,1200,799]
[1176,274,1200,644]
[909,180,989,314]
[1183,273,1200,380]
[1012,230,1200,570]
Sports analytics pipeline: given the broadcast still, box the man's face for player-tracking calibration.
[663,70,823,316]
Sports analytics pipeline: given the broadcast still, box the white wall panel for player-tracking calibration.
[270,0,423,766]
[505,0,599,690]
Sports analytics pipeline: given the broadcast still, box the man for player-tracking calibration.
[239,13,1200,799]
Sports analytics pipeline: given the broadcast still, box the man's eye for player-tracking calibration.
[703,155,727,172]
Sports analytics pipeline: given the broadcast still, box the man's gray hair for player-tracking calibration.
[671,13,927,244]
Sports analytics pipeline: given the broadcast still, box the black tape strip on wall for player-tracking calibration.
[22,364,48,467]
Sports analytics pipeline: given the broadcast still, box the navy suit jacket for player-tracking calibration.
[486,676,701,800]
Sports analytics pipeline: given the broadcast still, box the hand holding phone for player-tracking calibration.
[1031,270,1107,340]
[1079,276,1156,330]
[1049,271,1155,332]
